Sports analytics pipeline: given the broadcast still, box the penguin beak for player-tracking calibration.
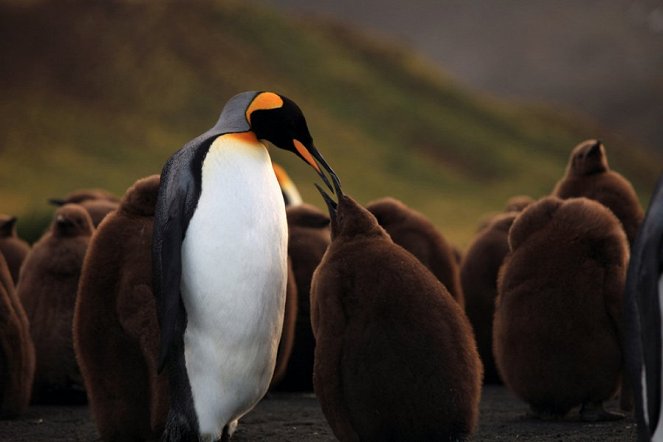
[315,169,343,223]
[293,140,341,195]
[48,198,66,206]
[315,183,337,219]
[587,140,602,156]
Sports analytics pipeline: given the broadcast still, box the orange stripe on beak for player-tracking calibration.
[293,139,321,174]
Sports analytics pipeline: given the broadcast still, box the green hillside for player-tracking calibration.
[0,0,660,247]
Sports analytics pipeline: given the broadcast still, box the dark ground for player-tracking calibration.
[0,386,636,441]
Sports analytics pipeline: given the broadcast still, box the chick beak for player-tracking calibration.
[588,140,602,156]
[293,140,341,195]
[315,183,337,221]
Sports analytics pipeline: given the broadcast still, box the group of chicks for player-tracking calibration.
[0,137,642,441]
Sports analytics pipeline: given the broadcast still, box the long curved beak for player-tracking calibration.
[314,164,343,226]
[293,140,341,195]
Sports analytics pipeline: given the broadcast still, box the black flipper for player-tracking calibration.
[624,174,663,441]
[161,332,199,442]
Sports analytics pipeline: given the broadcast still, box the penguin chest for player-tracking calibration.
[179,139,288,428]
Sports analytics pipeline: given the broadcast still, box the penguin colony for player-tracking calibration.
[0,90,650,441]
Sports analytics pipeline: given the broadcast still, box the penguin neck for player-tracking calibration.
[209,91,258,134]
[205,132,270,168]
[201,132,284,217]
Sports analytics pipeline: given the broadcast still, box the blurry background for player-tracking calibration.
[0,0,661,247]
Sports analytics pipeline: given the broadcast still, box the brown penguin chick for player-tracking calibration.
[461,212,520,385]
[493,196,629,421]
[366,197,465,306]
[311,185,482,441]
[17,204,94,404]
[274,204,330,391]
[74,175,169,441]
[0,215,30,285]
[552,139,643,244]
[269,257,298,388]
[48,188,120,206]
[0,252,35,418]
[78,199,119,228]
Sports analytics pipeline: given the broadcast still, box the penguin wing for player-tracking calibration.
[153,139,211,371]
[625,175,663,438]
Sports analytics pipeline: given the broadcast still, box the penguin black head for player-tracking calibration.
[220,91,340,194]
[569,139,609,176]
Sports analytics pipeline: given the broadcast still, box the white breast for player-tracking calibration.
[180,135,288,439]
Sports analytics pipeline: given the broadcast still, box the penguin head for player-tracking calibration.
[121,174,160,217]
[315,177,387,241]
[239,91,340,193]
[48,188,119,206]
[569,139,609,176]
[52,204,94,238]
[366,197,409,228]
[504,195,534,213]
[0,215,17,238]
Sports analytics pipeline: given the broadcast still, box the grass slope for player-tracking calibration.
[0,0,660,246]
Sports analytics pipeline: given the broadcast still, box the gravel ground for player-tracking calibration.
[0,386,636,441]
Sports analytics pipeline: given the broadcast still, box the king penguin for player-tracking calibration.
[624,174,663,441]
[153,91,338,441]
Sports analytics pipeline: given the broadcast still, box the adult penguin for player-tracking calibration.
[153,91,338,441]
[624,175,663,441]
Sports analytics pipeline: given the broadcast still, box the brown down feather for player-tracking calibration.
[493,196,628,417]
[311,194,482,441]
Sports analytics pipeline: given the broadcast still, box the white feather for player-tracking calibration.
[180,135,288,439]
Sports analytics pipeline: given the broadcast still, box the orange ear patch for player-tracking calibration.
[293,139,321,173]
[246,92,284,123]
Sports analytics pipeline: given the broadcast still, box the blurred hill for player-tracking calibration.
[0,0,660,247]
[260,0,663,152]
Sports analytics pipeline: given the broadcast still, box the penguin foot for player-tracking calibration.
[220,420,238,441]
[579,402,625,422]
